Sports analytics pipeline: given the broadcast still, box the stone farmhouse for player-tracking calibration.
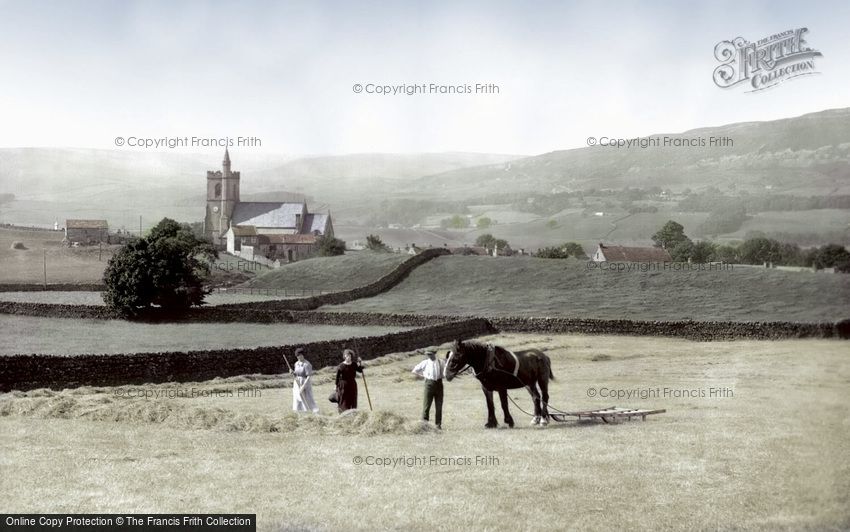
[591,242,672,262]
[65,219,108,245]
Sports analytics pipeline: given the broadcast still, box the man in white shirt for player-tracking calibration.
[412,349,445,429]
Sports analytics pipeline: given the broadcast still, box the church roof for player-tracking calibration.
[231,202,305,228]
[301,213,329,235]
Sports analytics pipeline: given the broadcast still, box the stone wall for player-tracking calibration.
[487,317,847,341]
[215,247,451,311]
[0,318,495,392]
[1,298,847,341]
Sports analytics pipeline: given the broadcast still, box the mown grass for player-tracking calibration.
[0,333,848,530]
[326,255,850,322]
[0,315,407,355]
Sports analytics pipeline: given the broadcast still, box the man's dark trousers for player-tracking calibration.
[422,378,443,426]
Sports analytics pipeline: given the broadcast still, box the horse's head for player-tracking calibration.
[444,340,468,382]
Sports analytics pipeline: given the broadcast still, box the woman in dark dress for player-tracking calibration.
[335,349,363,413]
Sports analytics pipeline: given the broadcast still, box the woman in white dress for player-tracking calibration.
[290,348,319,413]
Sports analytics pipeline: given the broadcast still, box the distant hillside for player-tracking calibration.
[248,152,524,202]
[413,108,850,198]
[326,255,850,322]
[0,149,519,228]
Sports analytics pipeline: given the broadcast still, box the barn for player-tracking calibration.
[65,219,108,245]
[592,242,672,262]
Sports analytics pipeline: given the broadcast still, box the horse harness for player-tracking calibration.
[450,344,567,420]
[450,343,522,384]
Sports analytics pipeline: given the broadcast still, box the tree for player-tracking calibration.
[536,246,570,259]
[365,234,390,252]
[317,235,346,256]
[738,237,781,265]
[440,215,470,229]
[814,244,850,272]
[546,219,558,229]
[715,244,739,263]
[691,241,717,263]
[102,218,217,316]
[563,242,587,259]
[475,233,509,251]
[651,220,690,249]
[476,217,493,229]
[777,242,803,266]
[669,240,694,262]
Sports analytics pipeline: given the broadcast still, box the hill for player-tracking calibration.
[412,107,850,198]
[0,149,519,229]
[244,251,409,291]
[325,255,850,322]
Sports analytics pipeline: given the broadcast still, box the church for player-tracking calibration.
[204,149,334,263]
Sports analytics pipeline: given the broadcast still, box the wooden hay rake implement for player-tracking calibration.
[549,406,666,424]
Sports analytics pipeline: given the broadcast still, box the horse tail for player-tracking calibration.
[545,354,555,381]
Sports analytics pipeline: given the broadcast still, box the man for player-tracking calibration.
[411,349,445,429]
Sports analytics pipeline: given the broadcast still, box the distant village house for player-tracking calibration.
[592,242,672,262]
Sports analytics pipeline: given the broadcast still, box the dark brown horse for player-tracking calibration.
[445,339,555,428]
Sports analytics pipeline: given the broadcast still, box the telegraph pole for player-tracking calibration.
[43,249,47,288]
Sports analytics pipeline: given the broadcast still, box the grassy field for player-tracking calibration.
[0,227,112,283]
[0,333,847,530]
[0,291,309,306]
[728,209,850,238]
[327,256,850,322]
[0,315,407,355]
[463,211,711,251]
[244,251,409,290]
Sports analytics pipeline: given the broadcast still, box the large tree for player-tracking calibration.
[103,218,217,316]
[738,237,782,265]
[814,244,850,272]
[475,233,509,251]
[690,240,717,263]
[652,220,690,249]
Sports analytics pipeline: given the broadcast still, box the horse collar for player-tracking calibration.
[488,343,520,377]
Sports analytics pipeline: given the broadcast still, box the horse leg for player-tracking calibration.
[538,377,551,426]
[483,387,498,428]
[528,384,541,425]
[498,389,514,428]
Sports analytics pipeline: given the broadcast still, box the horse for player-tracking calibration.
[444,339,555,428]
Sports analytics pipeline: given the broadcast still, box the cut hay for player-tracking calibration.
[0,390,437,436]
[10,241,27,250]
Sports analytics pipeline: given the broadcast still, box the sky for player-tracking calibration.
[0,0,848,156]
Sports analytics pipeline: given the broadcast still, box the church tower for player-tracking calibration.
[204,148,240,248]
